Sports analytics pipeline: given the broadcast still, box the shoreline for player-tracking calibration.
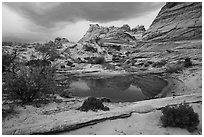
[2,67,202,135]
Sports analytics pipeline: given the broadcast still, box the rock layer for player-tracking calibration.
[143,2,202,41]
[78,24,145,43]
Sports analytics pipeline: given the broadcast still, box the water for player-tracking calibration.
[68,75,168,102]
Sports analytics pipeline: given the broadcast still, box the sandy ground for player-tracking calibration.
[60,103,202,135]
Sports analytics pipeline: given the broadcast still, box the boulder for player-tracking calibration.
[120,24,131,32]
[132,25,146,33]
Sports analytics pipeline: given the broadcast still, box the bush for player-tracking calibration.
[78,97,109,112]
[94,56,105,64]
[184,57,192,68]
[35,42,60,61]
[25,59,51,67]
[160,103,199,132]
[3,65,57,104]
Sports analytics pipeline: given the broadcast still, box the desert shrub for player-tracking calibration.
[160,103,199,132]
[25,59,51,67]
[78,97,109,112]
[184,57,192,68]
[3,65,57,104]
[94,56,105,64]
[166,63,183,73]
[35,42,61,61]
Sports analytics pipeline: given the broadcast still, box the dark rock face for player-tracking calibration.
[143,2,202,41]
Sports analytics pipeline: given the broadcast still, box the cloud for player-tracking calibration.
[3,2,165,43]
[3,2,164,28]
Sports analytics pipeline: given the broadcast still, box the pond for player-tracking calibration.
[68,74,168,102]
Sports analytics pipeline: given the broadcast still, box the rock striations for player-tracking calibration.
[143,2,202,41]
[78,24,146,43]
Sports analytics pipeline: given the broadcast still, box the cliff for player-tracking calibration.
[143,2,202,41]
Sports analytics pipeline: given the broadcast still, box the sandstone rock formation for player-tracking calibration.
[55,37,69,43]
[143,2,202,41]
[79,24,146,43]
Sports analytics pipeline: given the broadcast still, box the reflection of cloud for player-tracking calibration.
[4,2,164,28]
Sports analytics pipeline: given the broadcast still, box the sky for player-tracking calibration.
[2,2,165,43]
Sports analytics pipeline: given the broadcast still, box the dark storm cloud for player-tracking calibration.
[4,2,164,28]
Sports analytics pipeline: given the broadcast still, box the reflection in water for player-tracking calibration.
[69,75,168,102]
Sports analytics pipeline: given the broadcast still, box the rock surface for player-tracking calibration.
[2,92,201,135]
[143,2,202,41]
[79,24,145,44]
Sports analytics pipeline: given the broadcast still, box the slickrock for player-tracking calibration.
[143,2,202,41]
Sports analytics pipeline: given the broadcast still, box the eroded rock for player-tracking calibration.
[143,2,202,41]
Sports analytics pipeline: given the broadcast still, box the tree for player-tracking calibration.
[3,41,60,104]
[3,65,57,104]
